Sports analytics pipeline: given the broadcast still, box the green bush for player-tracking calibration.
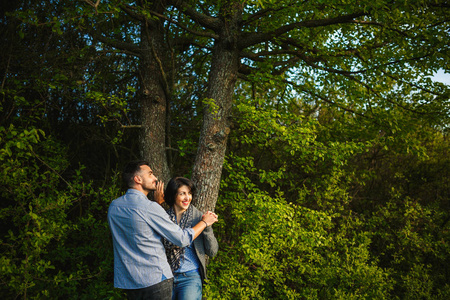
[0,124,122,299]
[205,157,393,299]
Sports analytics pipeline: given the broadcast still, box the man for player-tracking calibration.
[107,161,218,299]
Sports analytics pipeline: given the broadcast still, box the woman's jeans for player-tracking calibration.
[172,269,202,300]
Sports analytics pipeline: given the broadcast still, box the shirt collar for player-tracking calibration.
[126,188,147,198]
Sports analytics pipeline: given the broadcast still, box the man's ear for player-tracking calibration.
[134,174,142,185]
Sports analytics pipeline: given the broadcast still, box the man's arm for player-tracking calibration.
[153,180,218,240]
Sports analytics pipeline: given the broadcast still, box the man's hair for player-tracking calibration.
[122,160,150,188]
[164,177,196,207]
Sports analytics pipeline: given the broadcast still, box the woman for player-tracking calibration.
[163,177,219,300]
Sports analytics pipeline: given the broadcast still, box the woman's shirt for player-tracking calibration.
[176,243,201,273]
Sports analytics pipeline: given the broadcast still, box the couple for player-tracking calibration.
[107,161,219,300]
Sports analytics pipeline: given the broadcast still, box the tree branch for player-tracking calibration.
[168,0,222,32]
[146,8,219,39]
[120,4,146,22]
[243,2,301,26]
[93,33,142,57]
[239,11,367,49]
[82,0,101,13]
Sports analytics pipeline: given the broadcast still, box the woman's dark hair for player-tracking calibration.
[122,160,150,188]
[164,177,196,207]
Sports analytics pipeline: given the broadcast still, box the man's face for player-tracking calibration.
[137,165,158,192]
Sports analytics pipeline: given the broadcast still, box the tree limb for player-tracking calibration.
[146,8,219,39]
[121,4,146,22]
[82,0,101,13]
[239,11,367,49]
[168,0,222,32]
[93,33,142,56]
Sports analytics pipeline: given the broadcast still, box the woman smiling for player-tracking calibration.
[163,177,219,300]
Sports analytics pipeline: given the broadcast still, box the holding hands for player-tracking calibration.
[202,211,218,227]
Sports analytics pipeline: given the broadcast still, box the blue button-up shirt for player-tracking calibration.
[107,189,195,289]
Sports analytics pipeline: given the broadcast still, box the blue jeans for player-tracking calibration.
[125,278,174,300]
[172,269,202,300]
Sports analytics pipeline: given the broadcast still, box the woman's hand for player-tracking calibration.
[192,211,219,239]
[202,211,218,227]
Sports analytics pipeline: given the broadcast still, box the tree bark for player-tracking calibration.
[138,15,172,184]
[191,5,242,212]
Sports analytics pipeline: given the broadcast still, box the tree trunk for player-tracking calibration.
[139,17,172,184]
[192,12,241,212]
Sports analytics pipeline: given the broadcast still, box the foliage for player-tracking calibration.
[362,129,450,299]
[203,96,450,299]
[206,155,393,299]
[0,124,123,299]
[229,97,371,211]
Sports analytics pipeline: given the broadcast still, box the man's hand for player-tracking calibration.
[154,180,165,205]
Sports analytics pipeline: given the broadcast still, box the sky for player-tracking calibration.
[433,70,450,85]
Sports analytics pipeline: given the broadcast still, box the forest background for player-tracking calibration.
[1,0,449,299]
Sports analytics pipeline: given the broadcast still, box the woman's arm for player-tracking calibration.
[202,225,219,257]
[192,206,219,257]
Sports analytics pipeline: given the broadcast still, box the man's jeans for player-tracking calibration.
[125,278,174,300]
[172,269,202,300]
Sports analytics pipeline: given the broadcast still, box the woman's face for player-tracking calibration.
[174,185,192,213]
